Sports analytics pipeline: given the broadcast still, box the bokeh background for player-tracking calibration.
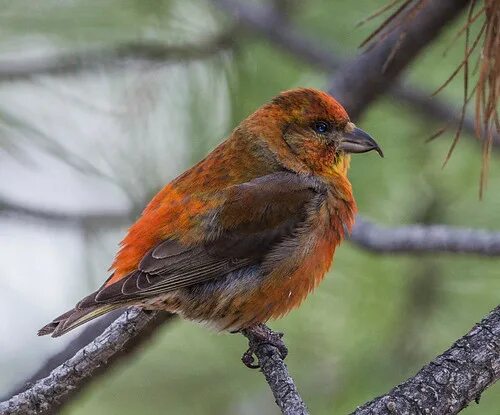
[0,0,498,414]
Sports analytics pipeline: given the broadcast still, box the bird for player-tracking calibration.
[39,88,382,358]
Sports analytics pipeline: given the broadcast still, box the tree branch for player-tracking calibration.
[0,309,174,415]
[350,216,500,256]
[242,325,309,415]
[0,33,233,82]
[240,306,499,415]
[210,0,498,146]
[327,0,469,118]
[352,304,500,415]
[2,312,120,401]
[1,1,496,144]
[1,303,497,415]
[3,197,500,256]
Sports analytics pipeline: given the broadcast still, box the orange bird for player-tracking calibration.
[39,88,382,346]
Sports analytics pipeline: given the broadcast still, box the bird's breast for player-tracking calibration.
[239,191,355,323]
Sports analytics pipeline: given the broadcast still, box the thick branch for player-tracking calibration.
[211,0,498,146]
[352,305,500,415]
[327,0,469,118]
[0,309,174,415]
[350,216,500,256]
[0,33,232,82]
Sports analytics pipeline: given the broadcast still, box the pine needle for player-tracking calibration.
[361,0,499,196]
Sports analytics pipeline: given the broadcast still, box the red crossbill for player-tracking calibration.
[39,88,382,342]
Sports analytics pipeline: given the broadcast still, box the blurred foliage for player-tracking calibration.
[0,0,498,414]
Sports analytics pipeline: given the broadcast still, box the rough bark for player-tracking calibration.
[242,325,309,415]
[0,309,173,415]
[2,312,120,400]
[352,305,500,415]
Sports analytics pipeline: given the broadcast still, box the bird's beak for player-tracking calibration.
[338,126,383,157]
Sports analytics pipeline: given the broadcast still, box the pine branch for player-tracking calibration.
[2,2,493,415]
[352,305,500,415]
[3,305,496,415]
[0,309,173,415]
[242,325,309,415]
[210,0,498,146]
[2,312,120,400]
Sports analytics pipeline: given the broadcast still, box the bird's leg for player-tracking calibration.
[241,324,288,369]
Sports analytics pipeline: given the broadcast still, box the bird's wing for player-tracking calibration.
[79,172,325,307]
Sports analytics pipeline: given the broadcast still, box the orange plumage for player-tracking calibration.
[39,88,382,337]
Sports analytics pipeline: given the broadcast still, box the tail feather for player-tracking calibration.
[38,303,124,337]
[38,309,75,336]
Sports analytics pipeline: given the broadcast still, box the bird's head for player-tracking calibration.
[242,88,382,178]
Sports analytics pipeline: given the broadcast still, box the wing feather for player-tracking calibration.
[80,172,325,308]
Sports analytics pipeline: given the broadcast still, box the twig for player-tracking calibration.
[210,0,499,146]
[351,216,500,256]
[390,82,499,146]
[242,325,309,415]
[352,304,500,415]
[0,196,130,227]
[0,33,233,82]
[0,309,174,415]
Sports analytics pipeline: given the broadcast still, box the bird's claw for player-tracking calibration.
[241,324,288,369]
[241,348,260,369]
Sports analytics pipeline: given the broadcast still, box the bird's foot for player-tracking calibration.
[241,324,288,369]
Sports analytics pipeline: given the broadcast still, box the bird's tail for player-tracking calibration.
[38,302,124,338]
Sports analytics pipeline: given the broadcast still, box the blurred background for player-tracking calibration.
[0,0,498,414]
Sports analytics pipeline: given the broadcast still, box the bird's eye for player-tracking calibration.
[312,121,331,134]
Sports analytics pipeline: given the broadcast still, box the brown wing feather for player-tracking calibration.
[80,172,326,308]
